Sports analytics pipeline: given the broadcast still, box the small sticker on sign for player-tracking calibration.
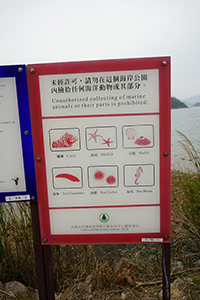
[142,238,163,243]
[5,195,31,202]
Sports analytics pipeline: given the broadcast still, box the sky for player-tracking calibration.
[0,0,200,100]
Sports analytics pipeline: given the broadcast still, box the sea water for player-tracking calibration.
[171,106,200,170]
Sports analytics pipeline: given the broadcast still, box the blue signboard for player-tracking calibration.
[0,65,37,202]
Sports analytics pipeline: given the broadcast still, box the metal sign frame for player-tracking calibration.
[0,65,37,202]
[27,57,171,244]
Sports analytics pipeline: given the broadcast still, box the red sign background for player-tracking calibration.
[27,57,171,245]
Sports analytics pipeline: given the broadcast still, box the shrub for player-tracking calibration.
[173,131,200,237]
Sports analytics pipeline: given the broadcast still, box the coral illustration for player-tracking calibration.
[52,132,78,148]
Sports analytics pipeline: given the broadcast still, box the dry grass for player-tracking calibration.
[0,178,199,300]
[0,203,37,288]
[1,130,200,299]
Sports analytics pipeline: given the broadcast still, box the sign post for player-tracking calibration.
[0,65,37,202]
[27,57,171,245]
[0,65,53,299]
[30,201,55,300]
[162,243,171,300]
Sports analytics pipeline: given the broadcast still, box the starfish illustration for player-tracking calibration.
[101,138,114,147]
[88,129,103,143]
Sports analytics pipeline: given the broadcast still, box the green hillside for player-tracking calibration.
[171,97,188,109]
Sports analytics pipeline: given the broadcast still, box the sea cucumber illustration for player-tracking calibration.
[106,175,116,185]
[88,129,103,143]
[134,136,151,146]
[94,170,105,181]
[52,132,78,148]
[135,167,143,185]
[125,128,137,140]
[55,173,80,182]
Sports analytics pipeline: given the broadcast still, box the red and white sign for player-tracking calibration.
[27,57,171,245]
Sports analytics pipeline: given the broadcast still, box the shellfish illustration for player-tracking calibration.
[134,136,151,146]
[125,128,137,140]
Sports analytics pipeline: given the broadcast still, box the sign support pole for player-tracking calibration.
[43,245,55,300]
[162,243,171,300]
[30,202,55,300]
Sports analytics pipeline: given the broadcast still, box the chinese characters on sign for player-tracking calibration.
[39,69,159,116]
[50,73,147,94]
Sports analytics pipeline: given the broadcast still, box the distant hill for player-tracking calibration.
[171,97,188,109]
[193,102,200,107]
[182,95,200,107]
